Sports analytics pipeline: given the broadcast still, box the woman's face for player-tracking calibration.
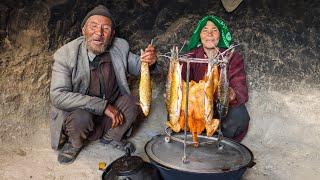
[200,21,220,50]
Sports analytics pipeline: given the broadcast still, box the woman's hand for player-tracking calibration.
[229,87,236,102]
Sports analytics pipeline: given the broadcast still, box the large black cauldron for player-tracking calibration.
[145,134,255,180]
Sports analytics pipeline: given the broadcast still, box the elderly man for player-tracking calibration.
[182,16,250,141]
[50,5,156,164]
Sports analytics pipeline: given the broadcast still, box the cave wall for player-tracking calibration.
[0,0,319,144]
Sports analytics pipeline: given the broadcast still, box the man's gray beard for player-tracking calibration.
[85,38,108,55]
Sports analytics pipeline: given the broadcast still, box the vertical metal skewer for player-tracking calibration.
[217,103,224,150]
[182,57,190,164]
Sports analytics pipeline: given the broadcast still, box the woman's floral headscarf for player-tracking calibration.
[182,16,232,52]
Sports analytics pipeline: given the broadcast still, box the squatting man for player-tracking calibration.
[49,5,157,164]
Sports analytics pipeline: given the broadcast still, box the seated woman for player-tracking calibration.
[181,16,250,142]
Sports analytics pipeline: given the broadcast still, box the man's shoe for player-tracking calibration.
[110,139,136,154]
[100,134,113,145]
[100,134,135,153]
[58,142,81,165]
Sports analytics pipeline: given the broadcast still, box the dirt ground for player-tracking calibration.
[0,87,319,180]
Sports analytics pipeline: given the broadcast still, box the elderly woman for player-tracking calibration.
[181,16,250,141]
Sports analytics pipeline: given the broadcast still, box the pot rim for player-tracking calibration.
[144,134,255,174]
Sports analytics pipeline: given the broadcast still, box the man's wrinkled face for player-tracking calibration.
[200,21,220,49]
[82,15,114,55]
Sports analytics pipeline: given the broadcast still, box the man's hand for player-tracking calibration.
[141,44,157,66]
[104,104,124,128]
[229,87,236,102]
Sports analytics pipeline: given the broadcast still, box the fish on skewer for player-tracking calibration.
[217,48,235,117]
[139,49,152,116]
[165,49,176,112]
[166,47,183,132]
[216,48,235,147]
[179,80,190,132]
[204,62,220,137]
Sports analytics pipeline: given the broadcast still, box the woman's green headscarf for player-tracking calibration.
[182,16,232,52]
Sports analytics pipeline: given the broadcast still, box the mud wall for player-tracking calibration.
[0,0,319,145]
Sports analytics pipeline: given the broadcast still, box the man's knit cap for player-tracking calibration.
[81,5,115,28]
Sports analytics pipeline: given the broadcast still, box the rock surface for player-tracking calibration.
[0,0,319,179]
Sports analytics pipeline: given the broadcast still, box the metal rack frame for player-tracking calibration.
[162,45,237,163]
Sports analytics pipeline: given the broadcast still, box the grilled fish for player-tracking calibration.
[204,64,220,136]
[165,54,175,112]
[217,49,234,117]
[139,50,152,116]
[166,47,183,132]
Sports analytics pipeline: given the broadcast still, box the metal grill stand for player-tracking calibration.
[163,45,236,163]
[164,55,222,163]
